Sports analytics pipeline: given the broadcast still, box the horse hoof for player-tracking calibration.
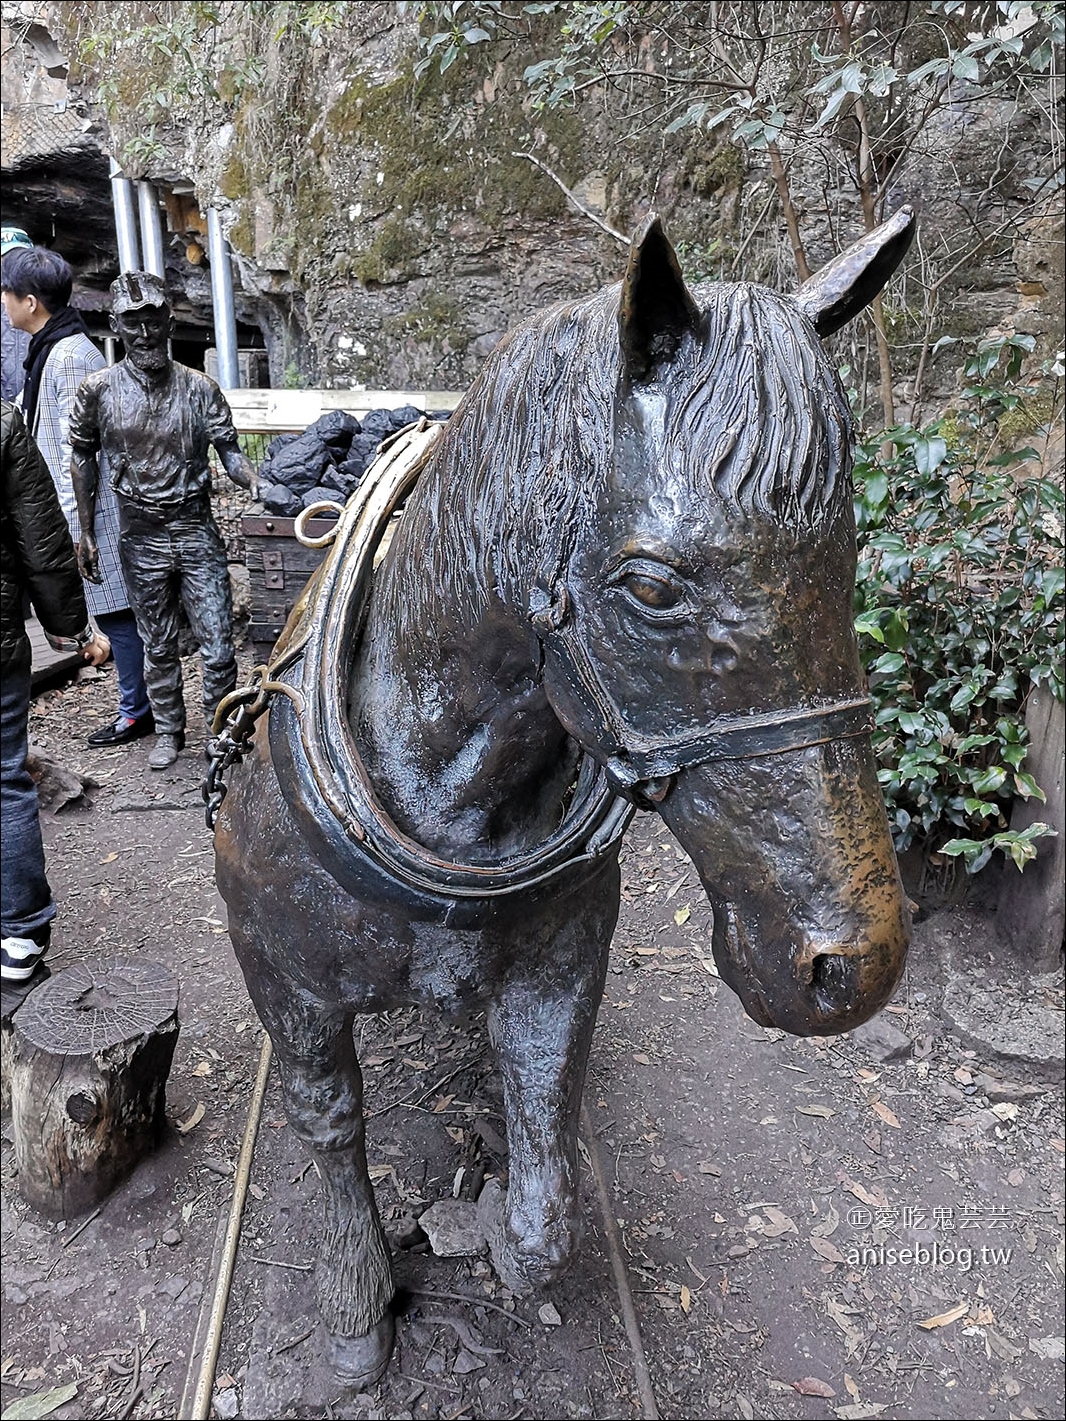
[477,1178,576,1295]
[477,1179,531,1294]
[328,1312,395,1386]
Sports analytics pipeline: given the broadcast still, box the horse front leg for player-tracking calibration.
[480,950,607,1293]
[245,977,395,1383]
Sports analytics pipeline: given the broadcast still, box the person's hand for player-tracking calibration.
[80,631,111,666]
[77,532,101,584]
[238,453,258,499]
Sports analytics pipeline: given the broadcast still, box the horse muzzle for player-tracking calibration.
[708,893,910,1036]
[657,741,911,1037]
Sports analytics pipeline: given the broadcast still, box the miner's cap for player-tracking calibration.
[1,227,33,256]
[111,270,169,315]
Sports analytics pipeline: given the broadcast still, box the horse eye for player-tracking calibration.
[622,573,681,609]
[610,561,690,619]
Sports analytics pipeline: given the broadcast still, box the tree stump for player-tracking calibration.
[9,959,180,1218]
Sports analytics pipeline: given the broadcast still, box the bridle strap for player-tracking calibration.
[534,600,873,797]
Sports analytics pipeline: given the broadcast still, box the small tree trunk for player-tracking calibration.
[767,140,811,282]
[9,959,180,1218]
[997,687,1066,970]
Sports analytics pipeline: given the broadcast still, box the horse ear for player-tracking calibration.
[795,205,916,338]
[619,213,702,381]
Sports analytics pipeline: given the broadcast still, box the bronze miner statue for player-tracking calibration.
[213,209,916,1384]
[70,271,257,769]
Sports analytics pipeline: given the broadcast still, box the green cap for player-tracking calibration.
[0,227,33,256]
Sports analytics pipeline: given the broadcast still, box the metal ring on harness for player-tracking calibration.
[294,501,345,548]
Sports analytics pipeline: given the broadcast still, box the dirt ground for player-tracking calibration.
[1,651,1063,1421]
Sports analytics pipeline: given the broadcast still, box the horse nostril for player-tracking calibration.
[809,951,853,1006]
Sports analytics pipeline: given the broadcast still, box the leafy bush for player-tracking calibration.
[853,340,1064,874]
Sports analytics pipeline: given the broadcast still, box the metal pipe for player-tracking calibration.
[137,180,166,278]
[109,159,140,274]
[207,207,239,390]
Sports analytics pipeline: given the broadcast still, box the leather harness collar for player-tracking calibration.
[208,421,873,897]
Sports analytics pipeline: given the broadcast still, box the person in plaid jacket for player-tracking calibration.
[1,245,153,749]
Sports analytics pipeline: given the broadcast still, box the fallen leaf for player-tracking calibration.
[698,1161,722,1175]
[834,1405,887,1420]
[634,947,659,956]
[632,1052,652,1065]
[986,1328,1023,1362]
[797,1104,836,1118]
[99,852,118,864]
[967,1304,995,1325]
[674,905,691,926]
[1,1384,79,1420]
[761,1207,799,1237]
[1006,1168,1025,1186]
[826,1298,864,1353]
[793,1376,836,1398]
[810,1236,847,1264]
[248,1183,265,1201]
[368,1164,395,1182]
[700,957,720,976]
[735,1395,755,1420]
[538,1303,562,1327]
[842,1176,888,1208]
[680,1284,692,1313]
[870,1101,901,1129]
[191,1060,212,1078]
[177,1102,206,1134]
[855,1068,881,1083]
[843,1373,860,1401]
[917,1301,969,1330]
[1029,1336,1066,1361]
[811,1203,841,1238]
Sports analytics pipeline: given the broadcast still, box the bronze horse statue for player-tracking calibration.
[213,210,915,1383]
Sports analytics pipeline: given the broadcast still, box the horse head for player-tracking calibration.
[532,210,915,1037]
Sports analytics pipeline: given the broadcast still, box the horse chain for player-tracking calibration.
[203,667,277,831]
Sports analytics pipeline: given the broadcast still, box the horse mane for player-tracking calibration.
[379,280,854,634]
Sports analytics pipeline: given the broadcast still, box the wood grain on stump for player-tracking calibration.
[9,959,180,1218]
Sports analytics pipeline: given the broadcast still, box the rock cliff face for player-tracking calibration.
[3,1,1062,412]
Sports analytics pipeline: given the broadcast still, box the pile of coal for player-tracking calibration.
[255,405,449,517]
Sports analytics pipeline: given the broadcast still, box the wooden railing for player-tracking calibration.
[225,388,463,434]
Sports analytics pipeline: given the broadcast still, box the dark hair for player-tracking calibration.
[0,246,73,312]
[378,278,854,632]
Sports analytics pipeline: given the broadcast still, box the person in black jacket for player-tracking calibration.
[1,399,109,981]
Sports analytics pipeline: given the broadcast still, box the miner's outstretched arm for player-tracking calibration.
[70,447,102,584]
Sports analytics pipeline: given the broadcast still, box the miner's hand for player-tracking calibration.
[240,453,259,500]
[78,531,102,584]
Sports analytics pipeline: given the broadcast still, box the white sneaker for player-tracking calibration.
[0,936,46,982]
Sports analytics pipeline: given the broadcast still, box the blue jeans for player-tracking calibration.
[0,661,53,944]
[95,608,151,722]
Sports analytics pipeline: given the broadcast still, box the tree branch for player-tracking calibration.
[511,152,630,246]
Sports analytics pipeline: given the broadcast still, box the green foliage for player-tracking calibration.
[853,345,1064,874]
[281,360,309,389]
[71,1,345,175]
